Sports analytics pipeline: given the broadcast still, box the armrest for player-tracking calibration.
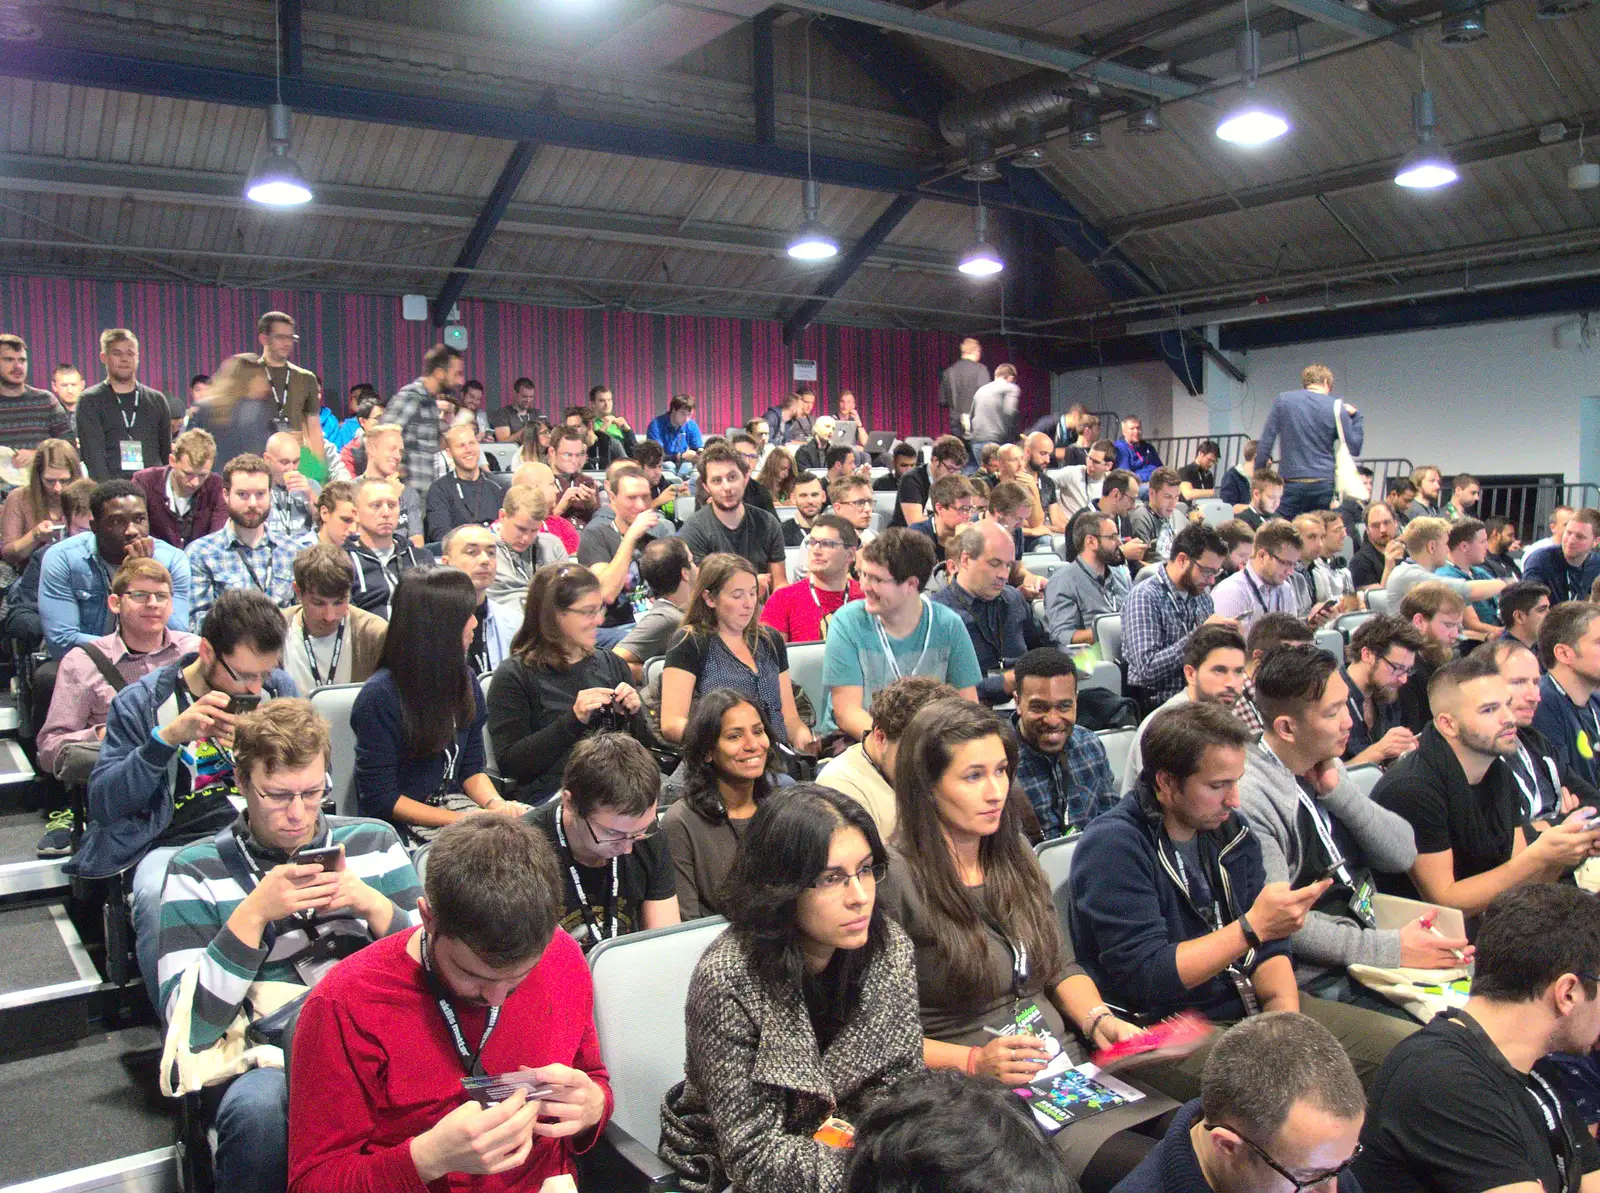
[573,1121,678,1193]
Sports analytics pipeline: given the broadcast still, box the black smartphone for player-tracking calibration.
[227,693,263,716]
[294,844,345,872]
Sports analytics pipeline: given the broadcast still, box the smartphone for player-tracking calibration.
[227,693,263,716]
[294,844,345,872]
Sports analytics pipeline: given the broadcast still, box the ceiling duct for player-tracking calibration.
[940,69,1079,169]
[961,133,1002,182]
[0,3,40,40]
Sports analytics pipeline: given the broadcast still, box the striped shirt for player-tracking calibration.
[0,386,71,451]
[156,815,421,1050]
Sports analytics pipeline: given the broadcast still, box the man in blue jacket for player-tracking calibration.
[1069,701,1416,1102]
[70,588,298,1008]
[1522,507,1600,605]
[1255,364,1364,519]
[1533,598,1600,790]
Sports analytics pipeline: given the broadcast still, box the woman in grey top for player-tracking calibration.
[660,785,923,1193]
[878,698,1177,1193]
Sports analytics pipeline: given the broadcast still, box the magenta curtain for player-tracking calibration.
[0,278,1048,435]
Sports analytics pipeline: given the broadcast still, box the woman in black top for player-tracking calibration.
[879,698,1176,1193]
[487,562,650,800]
[660,784,923,1193]
[755,449,798,509]
[659,552,813,752]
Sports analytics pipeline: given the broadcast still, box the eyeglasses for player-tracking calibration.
[563,603,608,621]
[834,497,872,509]
[811,860,888,891]
[1268,554,1299,569]
[215,653,271,687]
[118,589,171,605]
[806,537,847,552]
[1206,1123,1363,1192]
[1378,655,1414,678]
[1191,561,1223,579]
[253,777,333,809]
[584,813,658,844]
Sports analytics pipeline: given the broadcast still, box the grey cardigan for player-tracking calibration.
[659,923,924,1193]
[1238,742,1418,977]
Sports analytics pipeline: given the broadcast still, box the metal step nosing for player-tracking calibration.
[0,1146,177,1193]
[0,858,67,898]
[0,976,104,1011]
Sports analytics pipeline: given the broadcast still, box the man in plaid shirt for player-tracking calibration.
[1123,523,1233,702]
[382,343,462,520]
[185,454,300,629]
[1011,648,1118,839]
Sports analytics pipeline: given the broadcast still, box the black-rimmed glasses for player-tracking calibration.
[1205,1122,1362,1191]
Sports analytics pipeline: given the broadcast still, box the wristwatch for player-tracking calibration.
[1237,912,1263,950]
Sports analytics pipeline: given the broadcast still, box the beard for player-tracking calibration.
[233,507,269,530]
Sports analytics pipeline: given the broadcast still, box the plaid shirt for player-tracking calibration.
[1123,565,1215,701]
[185,522,299,630]
[1014,718,1118,840]
[1233,677,1265,737]
[384,377,442,515]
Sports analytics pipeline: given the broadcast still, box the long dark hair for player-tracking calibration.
[679,688,777,823]
[892,699,1062,1005]
[722,784,889,1034]
[379,567,478,758]
[755,449,796,504]
[509,562,601,671]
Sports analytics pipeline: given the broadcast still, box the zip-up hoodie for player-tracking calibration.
[345,536,426,620]
[1069,787,1290,1020]
[1238,743,1417,979]
[70,654,298,879]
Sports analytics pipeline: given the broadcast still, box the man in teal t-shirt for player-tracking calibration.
[821,527,981,736]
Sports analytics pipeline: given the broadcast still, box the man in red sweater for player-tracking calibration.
[288,816,612,1192]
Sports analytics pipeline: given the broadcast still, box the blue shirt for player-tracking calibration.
[1522,543,1600,605]
[1113,439,1163,482]
[1531,671,1600,789]
[1256,388,1364,482]
[818,598,982,732]
[38,532,193,660]
[646,413,703,460]
[184,523,300,630]
[931,579,1048,704]
[1437,562,1500,625]
[1014,719,1118,840]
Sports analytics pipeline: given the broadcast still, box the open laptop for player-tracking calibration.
[830,419,860,448]
[865,430,897,456]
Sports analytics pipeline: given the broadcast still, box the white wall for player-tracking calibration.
[1053,313,1600,480]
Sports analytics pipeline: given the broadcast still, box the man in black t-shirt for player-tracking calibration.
[577,464,663,646]
[1177,440,1221,503]
[874,442,917,492]
[524,732,678,951]
[679,443,786,595]
[892,434,968,529]
[1357,882,1600,1193]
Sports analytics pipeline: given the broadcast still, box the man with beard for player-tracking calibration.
[1395,581,1466,733]
[1533,599,1600,789]
[1046,510,1132,648]
[1491,636,1600,830]
[382,344,462,520]
[780,473,829,548]
[678,442,786,595]
[1340,615,1425,768]
[186,454,301,626]
[1122,623,1248,793]
[1373,651,1600,926]
[1482,515,1522,580]
[1010,648,1118,840]
[1124,524,1236,702]
[1240,645,1461,1011]
[1499,579,1550,656]
[1211,519,1302,630]
[0,334,71,464]
[1049,436,1117,520]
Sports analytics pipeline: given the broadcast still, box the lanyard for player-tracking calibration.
[418,931,499,1078]
[1166,838,1227,932]
[303,620,346,688]
[553,809,619,948]
[1508,743,1556,820]
[267,370,289,420]
[435,742,460,802]
[1549,675,1600,746]
[498,538,532,585]
[1241,565,1272,613]
[1528,1069,1577,1193]
[873,597,932,681]
[1257,742,1355,883]
[117,389,140,431]
[233,540,274,596]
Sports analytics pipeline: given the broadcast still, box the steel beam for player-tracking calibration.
[781,0,1196,100]
[0,43,925,196]
[753,10,776,145]
[783,193,919,341]
[434,139,540,324]
[1268,0,1406,44]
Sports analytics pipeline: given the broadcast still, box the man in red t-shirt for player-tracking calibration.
[288,817,612,1192]
[761,513,862,644]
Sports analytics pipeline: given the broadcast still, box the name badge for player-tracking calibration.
[119,440,144,472]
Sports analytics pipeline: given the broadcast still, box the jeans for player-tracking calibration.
[205,1067,288,1193]
[1279,478,1336,518]
[595,624,630,649]
[132,844,184,1013]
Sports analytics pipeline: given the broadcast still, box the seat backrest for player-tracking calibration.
[1081,660,1121,696]
[1347,764,1382,797]
[645,656,666,692]
[1334,610,1374,640]
[1135,563,1160,586]
[1094,614,1123,665]
[589,918,727,1150]
[1097,727,1138,789]
[787,642,826,715]
[786,545,806,583]
[1314,628,1345,662]
[1022,554,1066,579]
[1198,498,1233,527]
[872,490,897,520]
[310,684,365,817]
[481,443,519,472]
[413,841,433,884]
[478,673,497,776]
[1035,836,1079,942]
[1366,589,1390,615]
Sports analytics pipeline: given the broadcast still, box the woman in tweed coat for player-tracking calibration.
[659,784,924,1193]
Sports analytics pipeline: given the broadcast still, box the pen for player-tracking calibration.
[1419,910,1467,963]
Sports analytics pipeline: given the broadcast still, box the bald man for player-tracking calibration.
[931,518,1049,706]
[442,522,519,672]
[262,430,317,541]
[425,421,508,541]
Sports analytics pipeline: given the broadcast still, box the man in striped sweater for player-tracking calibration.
[156,699,421,1193]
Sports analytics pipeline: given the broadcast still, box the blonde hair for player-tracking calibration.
[172,428,217,468]
[501,483,548,521]
[99,328,137,352]
[1400,516,1450,556]
[364,423,403,447]
[1302,364,1333,389]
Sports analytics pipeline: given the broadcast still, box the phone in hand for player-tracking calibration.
[227,693,263,716]
[294,844,345,872]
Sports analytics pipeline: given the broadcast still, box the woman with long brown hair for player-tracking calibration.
[189,353,277,465]
[880,698,1176,1193]
[1,437,81,567]
[755,448,798,508]
[487,561,650,800]
[658,552,813,752]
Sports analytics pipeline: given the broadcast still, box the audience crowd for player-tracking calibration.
[7,326,1600,1193]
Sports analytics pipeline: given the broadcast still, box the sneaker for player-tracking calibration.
[36,809,74,858]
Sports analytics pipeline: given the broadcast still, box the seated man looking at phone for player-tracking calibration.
[155,699,420,1193]
[70,588,299,1008]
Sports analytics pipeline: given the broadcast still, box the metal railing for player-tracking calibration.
[1356,458,1414,501]
[1477,475,1579,543]
[1144,433,1250,474]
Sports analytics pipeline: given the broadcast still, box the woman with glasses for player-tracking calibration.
[487,561,650,801]
[659,552,814,753]
[879,698,1177,1193]
[663,689,782,919]
[352,568,519,843]
[660,784,923,1193]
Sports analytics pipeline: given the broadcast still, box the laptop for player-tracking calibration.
[864,430,897,456]
[830,420,860,448]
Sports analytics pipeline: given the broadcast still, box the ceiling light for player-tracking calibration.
[957,201,1003,277]
[962,132,1002,182]
[1126,106,1163,134]
[1216,28,1289,146]
[1538,0,1591,16]
[1439,0,1487,43]
[1010,116,1048,169]
[1069,102,1104,150]
[786,178,838,261]
[245,102,313,206]
[1394,89,1458,189]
